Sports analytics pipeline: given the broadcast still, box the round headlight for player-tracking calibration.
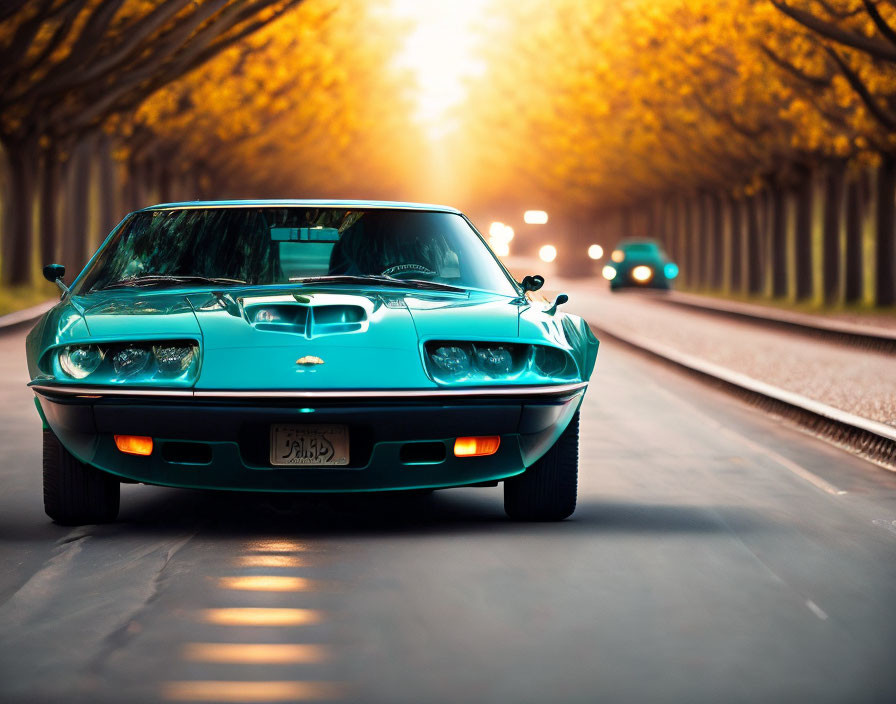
[602,265,617,280]
[430,345,471,376]
[532,346,568,377]
[473,345,514,375]
[58,345,103,379]
[611,249,625,263]
[153,344,195,374]
[111,345,152,377]
[664,262,679,280]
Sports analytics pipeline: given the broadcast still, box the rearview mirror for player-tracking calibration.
[546,293,568,315]
[43,263,70,298]
[520,274,544,292]
[43,263,65,283]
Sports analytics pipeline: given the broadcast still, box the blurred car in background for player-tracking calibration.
[601,238,678,291]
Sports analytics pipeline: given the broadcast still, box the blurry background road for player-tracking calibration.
[2,289,896,703]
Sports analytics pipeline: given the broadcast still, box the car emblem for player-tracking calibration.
[296,355,325,366]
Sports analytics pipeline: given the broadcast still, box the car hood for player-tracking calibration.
[186,287,524,390]
[31,287,596,389]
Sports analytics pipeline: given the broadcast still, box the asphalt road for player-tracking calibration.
[2,318,896,704]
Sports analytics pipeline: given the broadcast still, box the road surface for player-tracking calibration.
[1,314,896,703]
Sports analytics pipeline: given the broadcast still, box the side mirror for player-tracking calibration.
[43,263,70,297]
[43,263,65,283]
[520,274,544,293]
[546,293,568,315]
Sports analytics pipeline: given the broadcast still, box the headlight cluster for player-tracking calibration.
[425,341,577,384]
[54,341,199,384]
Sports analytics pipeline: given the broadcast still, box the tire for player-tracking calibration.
[43,429,120,525]
[504,411,579,521]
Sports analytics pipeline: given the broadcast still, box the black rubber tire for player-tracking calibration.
[504,411,579,521]
[43,429,120,525]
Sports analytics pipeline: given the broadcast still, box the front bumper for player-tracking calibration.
[31,383,585,492]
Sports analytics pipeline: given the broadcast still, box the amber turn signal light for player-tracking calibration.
[114,434,153,456]
[454,436,500,457]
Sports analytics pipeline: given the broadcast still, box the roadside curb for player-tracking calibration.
[589,320,896,470]
[651,292,896,353]
[0,300,55,334]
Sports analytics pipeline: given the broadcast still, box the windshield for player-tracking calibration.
[621,242,660,255]
[74,208,519,296]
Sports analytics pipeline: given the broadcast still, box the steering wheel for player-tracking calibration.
[381,263,436,279]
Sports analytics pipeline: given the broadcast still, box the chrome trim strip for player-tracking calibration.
[30,381,587,400]
[30,385,194,398]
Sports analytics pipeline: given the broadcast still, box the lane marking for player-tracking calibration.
[218,575,316,592]
[723,428,846,496]
[872,519,896,537]
[182,643,329,664]
[805,600,829,621]
[200,608,323,626]
[162,680,343,702]
[631,363,847,496]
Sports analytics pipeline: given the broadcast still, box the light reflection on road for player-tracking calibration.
[163,539,341,701]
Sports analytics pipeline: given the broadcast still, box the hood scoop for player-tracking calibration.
[242,294,369,338]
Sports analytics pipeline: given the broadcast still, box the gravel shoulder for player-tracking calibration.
[554,278,896,429]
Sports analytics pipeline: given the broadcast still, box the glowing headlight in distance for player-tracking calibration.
[153,344,195,374]
[111,345,152,377]
[473,345,514,375]
[430,345,471,376]
[58,345,103,379]
[602,265,617,280]
[632,265,653,282]
[611,249,625,263]
[587,244,603,260]
[538,245,557,263]
[664,262,679,279]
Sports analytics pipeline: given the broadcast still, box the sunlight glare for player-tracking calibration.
[390,0,488,139]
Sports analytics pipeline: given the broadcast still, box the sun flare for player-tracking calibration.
[389,0,489,139]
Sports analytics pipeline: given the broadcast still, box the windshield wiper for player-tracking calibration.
[290,275,465,293]
[98,275,247,291]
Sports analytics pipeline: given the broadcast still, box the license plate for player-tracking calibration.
[270,424,349,466]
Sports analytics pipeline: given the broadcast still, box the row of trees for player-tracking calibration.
[454,0,896,306]
[0,0,418,287]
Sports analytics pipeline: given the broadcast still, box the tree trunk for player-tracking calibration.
[61,138,91,273]
[709,193,723,291]
[125,157,144,212]
[158,160,172,203]
[844,176,863,303]
[38,142,61,268]
[822,163,845,306]
[666,197,678,263]
[682,196,694,287]
[875,155,896,306]
[771,185,788,298]
[729,197,743,293]
[97,135,118,235]
[697,193,710,289]
[794,171,813,301]
[1,139,37,286]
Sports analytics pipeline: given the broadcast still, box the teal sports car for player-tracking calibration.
[26,201,598,525]
[601,238,679,290]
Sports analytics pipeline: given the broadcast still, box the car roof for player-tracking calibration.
[139,199,462,214]
[618,238,660,247]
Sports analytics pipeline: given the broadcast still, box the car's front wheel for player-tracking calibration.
[504,411,579,521]
[43,429,120,525]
